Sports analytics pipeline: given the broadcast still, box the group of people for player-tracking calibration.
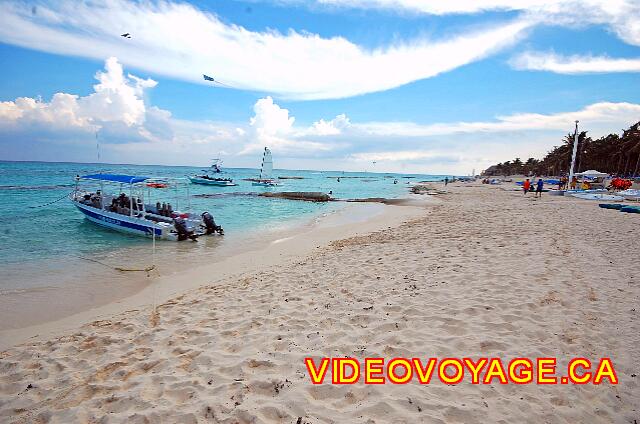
[556,176,581,190]
[80,191,103,209]
[155,201,173,217]
[524,175,592,196]
[109,193,144,216]
[522,178,545,198]
[83,191,176,219]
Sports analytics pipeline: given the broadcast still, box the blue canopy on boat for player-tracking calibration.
[80,174,150,184]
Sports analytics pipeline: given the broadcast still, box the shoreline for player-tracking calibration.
[0,196,434,350]
[0,183,638,422]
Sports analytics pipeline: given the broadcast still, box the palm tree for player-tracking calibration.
[481,121,640,177]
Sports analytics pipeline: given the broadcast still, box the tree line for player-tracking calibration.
[482,121,640,177]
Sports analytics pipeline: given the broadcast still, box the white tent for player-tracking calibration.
[575,170,608,178]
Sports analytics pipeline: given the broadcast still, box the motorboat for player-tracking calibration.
[189,175,236,186]
[210,158,223,173]
[71,173,223,241]
[189,159,236,186]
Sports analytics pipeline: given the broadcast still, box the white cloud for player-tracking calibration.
[0,56,166,143]
[0,94,88,129]
[344,102,640,137]
[304,114,351,136]
[314,101,640,173]
[250,97,295,138]
[510,51,640,74]
[1,58,638,174]
[0,59,334,162]
[0,0,531,100]
[302,0,640,46]
[350,150,455,162]
[243,96,332,154]
[314,0,557,15]
[80,57,158,127]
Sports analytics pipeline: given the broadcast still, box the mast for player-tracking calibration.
[96,130,104,208]
[259,147,266,180]
[96,131,101,164]
[568,120,579,188]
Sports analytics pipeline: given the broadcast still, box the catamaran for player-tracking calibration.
[189,159,237,186]
[250,147,278,187]
[71,174,223,241]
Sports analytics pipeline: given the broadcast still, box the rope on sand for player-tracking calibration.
[76,256,157,276]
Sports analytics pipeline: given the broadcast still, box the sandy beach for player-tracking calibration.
[1,183,638,423]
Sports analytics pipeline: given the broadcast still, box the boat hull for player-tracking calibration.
[251,180,278,187]
[71,201,206,241]
[74,202,166,237]
[620,205,640,214]
[568,193,623,201]
[189,177,236,186]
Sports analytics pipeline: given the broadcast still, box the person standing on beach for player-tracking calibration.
[536,178,544,198]
[444,177,449,186]
[523,178,531,195]
[570,176,577,190]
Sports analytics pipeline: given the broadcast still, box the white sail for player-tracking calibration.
[260,147,273,180]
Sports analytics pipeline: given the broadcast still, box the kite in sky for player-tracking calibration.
[203,74,231,87]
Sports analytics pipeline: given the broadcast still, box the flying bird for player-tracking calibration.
[203,74,232,88]
[121,33,131,39]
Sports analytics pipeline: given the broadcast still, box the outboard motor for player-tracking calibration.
[202,212,224,235]
[174,217,198,241]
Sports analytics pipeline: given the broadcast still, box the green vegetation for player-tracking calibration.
[483,121,640,177]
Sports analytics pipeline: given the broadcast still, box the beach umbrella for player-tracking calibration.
[574,170,609,177]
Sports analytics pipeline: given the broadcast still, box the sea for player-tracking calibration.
[0,161,447,329]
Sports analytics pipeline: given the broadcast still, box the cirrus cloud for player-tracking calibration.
[510,51,640,74]
[0,0,531,100]
[299,0,640,46]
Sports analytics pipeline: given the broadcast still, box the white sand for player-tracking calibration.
[1,184,638,423]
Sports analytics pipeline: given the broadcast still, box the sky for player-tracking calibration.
[0,0,639,174]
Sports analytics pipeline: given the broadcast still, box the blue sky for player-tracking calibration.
[0,0,639,173]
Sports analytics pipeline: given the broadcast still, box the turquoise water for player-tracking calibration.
[0,161,446,281]
[0,162,448,289]
[0,160,447,327]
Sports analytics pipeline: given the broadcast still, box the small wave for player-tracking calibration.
[193,192,259,198]
[0,184,73,191]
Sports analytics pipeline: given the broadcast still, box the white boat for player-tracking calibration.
[190,159,236,186]
[71,174,223,241]
[618,189,640,201]
[568,192,624,201]
[189,176,236,186]
[251,147,278,187]
[210,158,223,173]
[564,189,606,196]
